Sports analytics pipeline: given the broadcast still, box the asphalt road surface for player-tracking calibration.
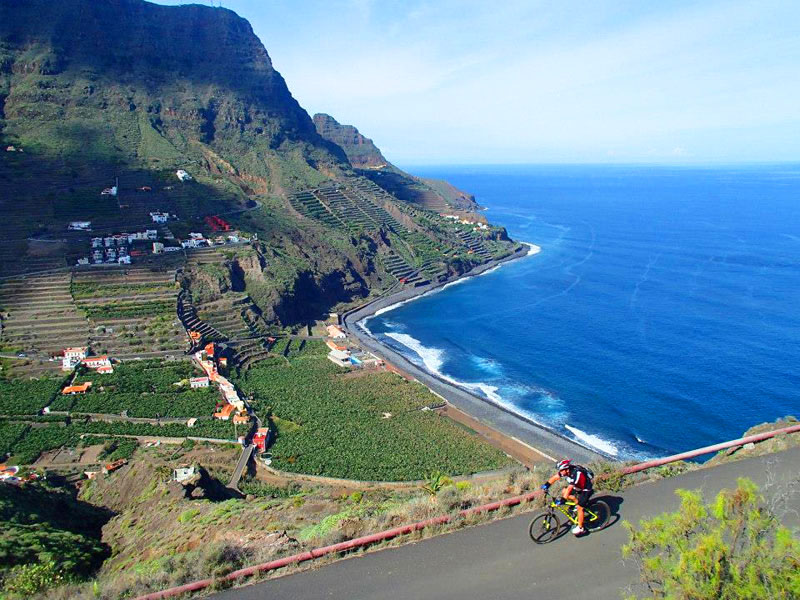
[215,447,800,600]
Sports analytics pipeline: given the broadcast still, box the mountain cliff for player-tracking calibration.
[313,113,388,169]
[0,0,518,326]
[0,0,349,194]
[313,112,481,214]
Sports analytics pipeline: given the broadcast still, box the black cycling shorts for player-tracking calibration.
[576,490,593,507]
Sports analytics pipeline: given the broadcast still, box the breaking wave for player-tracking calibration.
[564,424,620,457]
[383,332,546,424]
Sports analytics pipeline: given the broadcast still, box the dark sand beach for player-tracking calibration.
[342,244,607,465]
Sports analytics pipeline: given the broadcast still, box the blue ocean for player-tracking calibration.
[363,165,800,459]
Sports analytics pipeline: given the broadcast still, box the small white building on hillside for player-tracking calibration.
[62,347,88,371]
[190,377,209,388]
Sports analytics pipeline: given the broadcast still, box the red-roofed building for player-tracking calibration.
[83,356,111,369]
[213,404,236,420]
[62,382,92,395]
[253,428,270,452]
[190,377,209,388]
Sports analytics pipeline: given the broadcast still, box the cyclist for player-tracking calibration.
[541,459,593,535]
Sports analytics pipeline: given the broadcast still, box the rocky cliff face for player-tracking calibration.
[0,0,350,193]
[313,112,482,213]
[313,113,387,169]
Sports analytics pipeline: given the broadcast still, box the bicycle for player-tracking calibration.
[528,490,610,543]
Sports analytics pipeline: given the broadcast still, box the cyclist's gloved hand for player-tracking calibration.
[554,498,564,505]
[541,483,550,491]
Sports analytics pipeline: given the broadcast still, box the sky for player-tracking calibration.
[154,1,800,165]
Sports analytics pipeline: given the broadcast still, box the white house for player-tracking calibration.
[173,466,196,483]
[101,186,117,196]
[146,230,158,240]
[150,212,169,223]
[189,232,204,240]
[190,376,209,388]
[163,246,181,252]
[152,242,164,254]
[91,237,103,248]
[117,256,131,265]
[68,221,92,231]
[327,348,351,368]
[62,347,88,371]
[176,169,192,182]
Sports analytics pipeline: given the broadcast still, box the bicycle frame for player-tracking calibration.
[547,496,600,526]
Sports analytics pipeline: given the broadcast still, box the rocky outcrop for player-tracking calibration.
[313,113,387,169]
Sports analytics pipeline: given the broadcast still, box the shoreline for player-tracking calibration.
[342,242,608,465]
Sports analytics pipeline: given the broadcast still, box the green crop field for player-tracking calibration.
[2,420,237,464]
[0,377,64,415]
[233,341,513,481]
[0,359,238,463]
[49,360,219,418]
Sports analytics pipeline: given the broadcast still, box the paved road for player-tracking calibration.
[229,444,254,491]
[215,447,800,600]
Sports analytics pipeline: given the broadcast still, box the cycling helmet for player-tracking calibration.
[556,459,572,471]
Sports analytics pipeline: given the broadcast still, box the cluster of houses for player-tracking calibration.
[193,343,251,427]
[325,324,382,369]
[61,347,114,374]
[150,211,173,223]
[441,214,489,231]
[76,229,160,265]
[59,348,115,396]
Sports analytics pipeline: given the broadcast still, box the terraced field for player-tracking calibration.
[0,273,88,374]
[72,268,186,358]
[290,178,480,285]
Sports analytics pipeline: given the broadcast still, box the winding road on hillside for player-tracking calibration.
[214,447,800,600]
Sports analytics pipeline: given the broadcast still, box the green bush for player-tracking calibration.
[2,560,65,595]
[623,479,800,599]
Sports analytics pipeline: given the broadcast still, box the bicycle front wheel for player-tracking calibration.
[528,510,562,544]
[584,499,610,532]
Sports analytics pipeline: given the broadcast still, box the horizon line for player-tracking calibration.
[398,160,800,169]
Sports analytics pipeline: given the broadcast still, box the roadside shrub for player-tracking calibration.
[2,560,65,595]
[421,471,452,496]
[436,486,462,512]
[651,460,691,479]
[623,478,800,599]
[589,460,628,492]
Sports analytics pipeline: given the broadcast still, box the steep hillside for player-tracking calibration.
[0,0,518,331]
[313,113,481,214]
[0,0,349,194]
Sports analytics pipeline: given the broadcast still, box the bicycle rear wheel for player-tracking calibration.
[584,499,610,532]
[529,511,562,544]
